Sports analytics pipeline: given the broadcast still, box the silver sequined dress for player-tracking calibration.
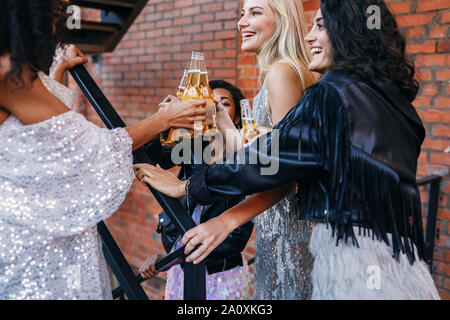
[0,72,134,299]
[251,78,314,300]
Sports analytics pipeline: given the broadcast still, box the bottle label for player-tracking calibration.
[204,99,215,126]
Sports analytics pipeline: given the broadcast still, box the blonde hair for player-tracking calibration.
[257,0,315,90]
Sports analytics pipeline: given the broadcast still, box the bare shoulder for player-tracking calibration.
[266,62,304,124]
[266,61,303,102]
[266,61,301,88]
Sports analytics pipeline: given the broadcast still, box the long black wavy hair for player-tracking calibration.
[210,79,245,128]
[0,0,67,88]
[320,0,419,102]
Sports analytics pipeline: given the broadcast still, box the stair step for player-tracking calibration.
[80,20,120,33]
[71,0,136,11]
[76,43,108,54]
[62,0,149,54]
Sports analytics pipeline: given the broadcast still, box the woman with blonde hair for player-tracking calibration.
[136,0,317,299]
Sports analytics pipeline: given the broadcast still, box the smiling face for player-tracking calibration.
[304,9,333,74]
[213,88,240,126]
[238,0,276,54]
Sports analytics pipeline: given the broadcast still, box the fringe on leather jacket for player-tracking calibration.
[188,69,426,265]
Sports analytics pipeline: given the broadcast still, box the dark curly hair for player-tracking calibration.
[210,80,245,128]
[0,0,67,89]
[320,0,419,102]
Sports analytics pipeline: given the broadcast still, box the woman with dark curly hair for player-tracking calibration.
[0,0,206,299]
[136,0,440,299]
[210,80,245,129]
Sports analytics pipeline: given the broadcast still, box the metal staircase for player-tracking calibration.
[64,0,149,54]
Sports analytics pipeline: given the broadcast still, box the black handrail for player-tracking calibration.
[246,175,443,272]
[417,175,442,272]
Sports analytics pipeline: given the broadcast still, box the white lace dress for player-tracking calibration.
[0,72,134,300]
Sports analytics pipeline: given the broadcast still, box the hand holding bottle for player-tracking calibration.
[157,99,208,131]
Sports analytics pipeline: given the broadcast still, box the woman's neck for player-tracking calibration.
[0,107,10,125]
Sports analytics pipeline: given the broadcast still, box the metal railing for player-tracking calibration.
[417,175,442,272]
[70,65,206,300]
[245,175,443,274]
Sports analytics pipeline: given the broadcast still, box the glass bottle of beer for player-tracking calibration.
[198,52,218,136]
[240,99,259,145]
[181,52,203,138]
[176,69,188,97]
[160,52,204,147]
[160,69,191,147]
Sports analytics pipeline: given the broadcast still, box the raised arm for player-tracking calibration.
[136,82,344,205]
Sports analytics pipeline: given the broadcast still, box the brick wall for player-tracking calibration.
[72,0,450,299]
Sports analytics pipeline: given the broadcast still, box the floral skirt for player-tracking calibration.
[164,261,251,300]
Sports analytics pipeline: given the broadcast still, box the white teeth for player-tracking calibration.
[311,48,322,54]
[242,32,255,38]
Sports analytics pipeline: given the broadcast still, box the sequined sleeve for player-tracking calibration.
[0,111,134,237]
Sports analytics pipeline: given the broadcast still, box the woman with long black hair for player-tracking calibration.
[0,0,206,299]
[136,0,440,299]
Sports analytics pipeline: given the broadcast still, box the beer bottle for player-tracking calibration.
[240,99,258,146]
[160,69,191,147]
[181,52,203,138]
[176,69,188,97]
[198,52,218,136]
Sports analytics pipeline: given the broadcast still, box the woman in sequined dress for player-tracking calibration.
[136,0,317,300]
[0,0,206,300]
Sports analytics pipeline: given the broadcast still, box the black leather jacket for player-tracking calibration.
[143,141,254,275]
[188,69,426,265]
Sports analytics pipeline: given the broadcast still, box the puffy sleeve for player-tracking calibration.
[188,82,347,205]
[0,111,134,237]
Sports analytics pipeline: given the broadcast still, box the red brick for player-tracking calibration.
[417,0,450,12]
[413,96,431,108]
[408,27,426,39]
[215,10,237,21]
[303,0,320,11]
[441,11,450,23]
[418,109,450,122]
[436,69,450,81]
[430,26,448,39]
[397,13,436,27]
[415,54,450,67]
[407,41,436,54]
[194,13,214,23]
[388,1,413,14]
[433,125,450,138]
[422,138,450,150]
[416,68,433,81]
[430,153,450,166]
[423,83,440,96]
[435,97,450,109]
[438,40,450,53]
